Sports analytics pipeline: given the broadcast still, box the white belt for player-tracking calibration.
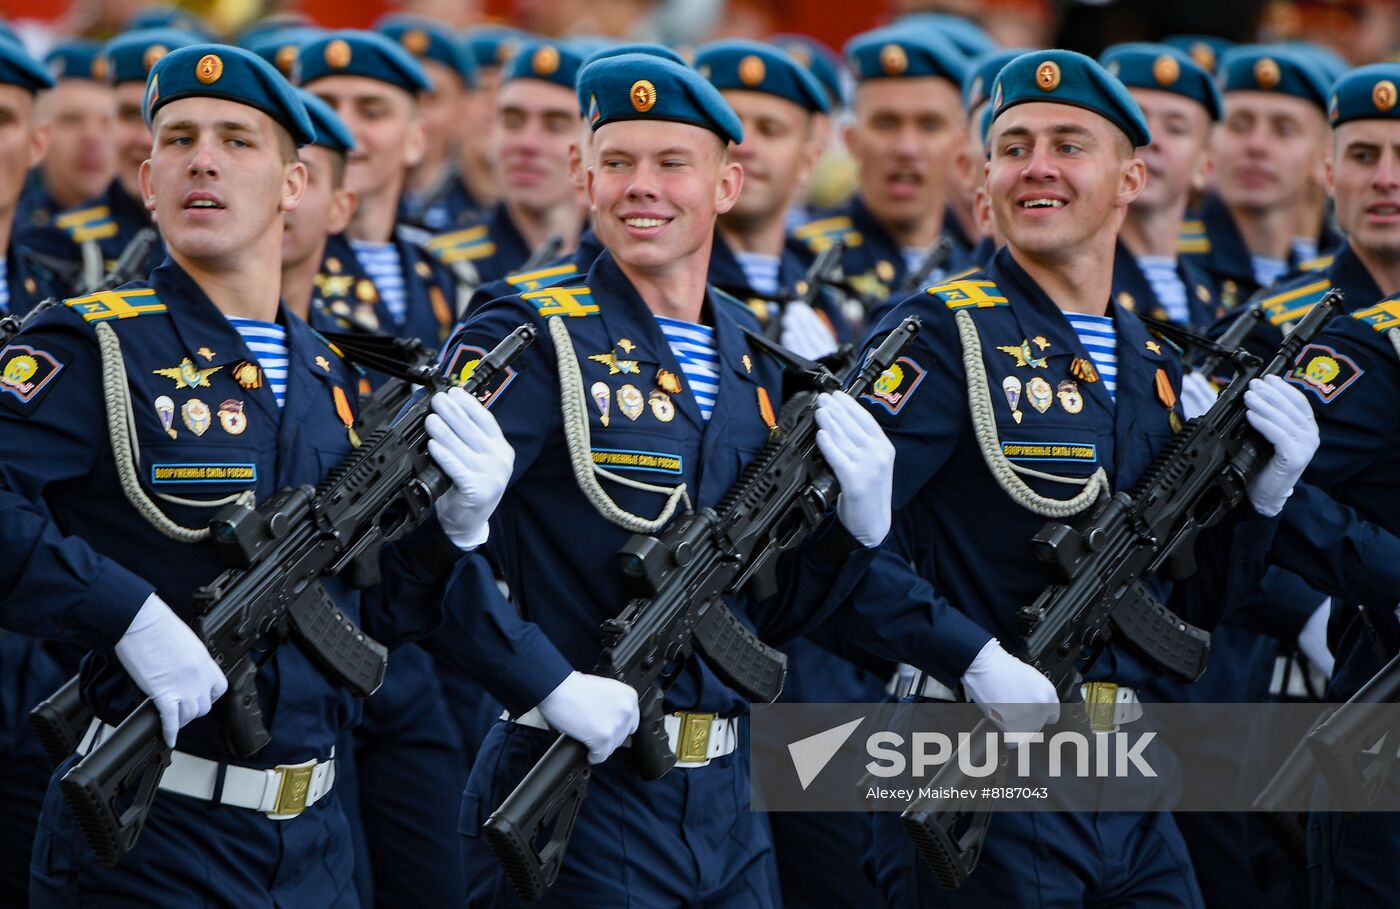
[79,720,335,819]
[504,707,739,768]
[1270,654,1328,700]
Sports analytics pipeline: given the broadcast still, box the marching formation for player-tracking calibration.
[0,7,1395,908]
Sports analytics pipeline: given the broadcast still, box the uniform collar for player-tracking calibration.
[1197,193,1256,285]
[487,201,532,272]
[106,177,152,228]
[1327,241,1384,315]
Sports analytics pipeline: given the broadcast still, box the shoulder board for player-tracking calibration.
[1177,219,1210,255]
[710,287,761,324]
[792,215,862,252]
[1352,298,1400,333]
[54,204,117,243]
[425,225,496,265]
[1298,254,1334,273]
[520,285,598,318]
[64,288,167,324]
[1259,278,1329,327]
[506,262,578,292]
[924,277,1008,311]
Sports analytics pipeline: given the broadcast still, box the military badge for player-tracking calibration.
[218,400,247,435]
[332,386,360,448]
[154,357,221,389]
[197,346,216,361]
[588,351,640,375]
[1154,368,1177,411]
[862,356,926,415]
[656,369,682,395]
[1003,375,1023,424]
[182,398,211,436]
[1057,379,1083,415]
[444,343,518,407]
[1071,357,1099,384]
[1031,336,1050,351]
[649,390,676,423]
[618,384,645,421]
[0,345,64,406]
[316,355,331,372]
[591,381,611,426]
[757,386,776,430]
[232,360,262,389]
[996,340,1049,369]
[154,395,177,438]
[1027,376,1053,413]
[1285,343,1364,403]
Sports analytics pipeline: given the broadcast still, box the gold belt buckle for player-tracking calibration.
[1082,681,1119,733]
[674,712,716,764]
[270,762,316,817]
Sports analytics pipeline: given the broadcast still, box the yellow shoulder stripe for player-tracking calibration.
[425,224,491,251]
[793,215,853,238]
[521,285,598,318]
[507,263,577,285]
[925,278,1008,310]
[1353,298,1400,332]
[54,205,111,229]
[64,288,167,323]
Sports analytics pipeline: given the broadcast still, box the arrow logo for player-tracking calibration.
[788,717,864,790]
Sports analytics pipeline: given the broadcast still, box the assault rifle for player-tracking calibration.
[762,239,847,341]
[0,228,159,346]
[901,292,1339,890]
[481,315,923,901]
[43,325,535,866]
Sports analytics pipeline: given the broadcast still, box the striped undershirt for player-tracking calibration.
[0,257,8,315]
[228,317,289,409]
[1064,312,1118,401]
[733,251,781,297]
[655,315,720,421]
[349,239,408,326]
[1136,255,1190,325]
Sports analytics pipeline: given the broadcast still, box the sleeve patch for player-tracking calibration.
[861,355,926,415]
[445,342,517,408]
[1284,343,1364,403]
[0,344,66,407]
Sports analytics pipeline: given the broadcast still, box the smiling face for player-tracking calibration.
[492,78,579,218]
[309,75,424,205]
[845,76,965,234]
[1213,91,1328,215]
[1129,87,1212,214]
[1330,119,1400,263]
[284,144,355,270]
[140,96,305,266]
[986,102,1145,262]
[721,89,817,232]
[589,118,742,273]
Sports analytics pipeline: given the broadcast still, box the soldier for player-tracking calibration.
[0,39,63,317]
[457,27,526,212]
[831,50,1319,907]
[439,53,895,906]
[794,28,974,325]
[23,29,198,291]
[21,41,114,232]
[377,14,483,231]
[1101,43,1223,328]
[426,41,589,285]
[695,39,845,357]
[1186,46,1335,310]
[298,30,461,347]
[957,48,1026,268]
[3,44,510,907]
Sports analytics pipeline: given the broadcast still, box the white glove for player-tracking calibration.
[1298,598,1334,680]
[780,301,838,361]
[426,387,515,550]
[960,639,1061,734]
[1180,371,1217,420]
[816,391,895,547]
[115,594,228,747]
[536,671,640,764]
[1243,375,1320,517]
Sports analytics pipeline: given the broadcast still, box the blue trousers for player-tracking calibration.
[871,808,1204,908]
[459,721,780,908]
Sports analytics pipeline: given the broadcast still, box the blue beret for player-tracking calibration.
[296,30,431,95]
[243,28,323,79]
[843,27,967,85]
[0,38,53,92]
[1217,46,1330,112]
[501,40,586,93]
[295,87,354,152]
[894,13,997,59]
[770,34,845,109]
[44,40,105,82]
[991,50,1151,147]
[578,53,742,145]
[1285,41,1350,84]
[1101,43,1222,120]
[237,14,315,48]
[1327,63,1400,126]
[126,7,213,40]
[962,48,1027,114]
[144,44,315,147]
[0,20,17,45]
[577,43,689,114]
[462,27,527,69]
[102,29,200,86]
[375,14,478,88]
[1163,35,1234,74]
[695,40,829,114]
